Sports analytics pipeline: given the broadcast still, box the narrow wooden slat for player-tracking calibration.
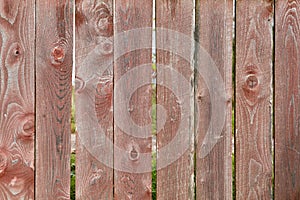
[235,0,273,199]
[75,0,114,199]
[0,0,35,199]
[35,1,73,199]
[114,0,153,199]
[195,0,233,199]
[275,1,300,199]
[156,0,194,199]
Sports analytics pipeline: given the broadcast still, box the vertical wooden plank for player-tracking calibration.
[156,0,194,199]
[235,0,273,199]
[36,0,73,199]
[195,0,233,199]
[0,0,35,199]
[75,0,114,199]
[114,0,153,199]
[275,1,300,199]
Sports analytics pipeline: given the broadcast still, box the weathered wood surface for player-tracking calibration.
[75,0,114,199]
[0,0,35,199]
[35,0,73,199]
[235,0,273,199]
[275,1,300,199]
[156,0,194,199]
[195,0,233,199]
[114,0,153,199]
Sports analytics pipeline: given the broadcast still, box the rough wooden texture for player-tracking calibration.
[114,0,153,199]
[0,0,35,199]
[235,0,273,199]
[35,0,73,199]
[275,0,300,199]
[75,0,114,199]
[156,0,194,199]
[195,0,233,199]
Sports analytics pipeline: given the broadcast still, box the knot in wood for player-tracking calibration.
[51,46,65,65]
[129,147,139,161]
[89,169,104,185]
[19,114,35,140]
[100,41,113,55]
[6,43,23,67]
[95,7,113,36]
[246,75,258,89]
[96,39,113,55]
[97,17,110,31]
[14,48,20,56]
[22,119,34,138]
[90,3,113,37]
[11,43,22,57]
[0,151,8,176]
[96,76,113,96]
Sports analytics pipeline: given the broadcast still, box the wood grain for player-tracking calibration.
[35,0,73,199]
[195,0,233,199]
[0,0,35,199]
[235,0,273,199]
[75,0,114,199]
[114,0,153,199]
[156,0,194,199]
[275,0,300,199]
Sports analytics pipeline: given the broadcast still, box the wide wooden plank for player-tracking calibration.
[0,0,35,199]
[114,0,153,199]
[156,0,194,199]
[75,0,114,199]
[235,0,273,199]
[35,1,73,199]
[275,1,300,199]
[195,0,233,199]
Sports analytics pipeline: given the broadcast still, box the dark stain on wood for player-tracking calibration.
[166,0,179,19]
[75,0,85,28]
[56,3,66,38]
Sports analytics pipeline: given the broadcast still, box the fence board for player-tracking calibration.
[3,1,300,199]
[114,0,153,199]
[195,0,233,199]
[36,0,73,199]
[235,0,273,199]
[0,0,35,199]
[156,0,194,199]
[275,1,300,199]
[75,1,114,199]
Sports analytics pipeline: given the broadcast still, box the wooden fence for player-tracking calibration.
[0,0,299,199]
